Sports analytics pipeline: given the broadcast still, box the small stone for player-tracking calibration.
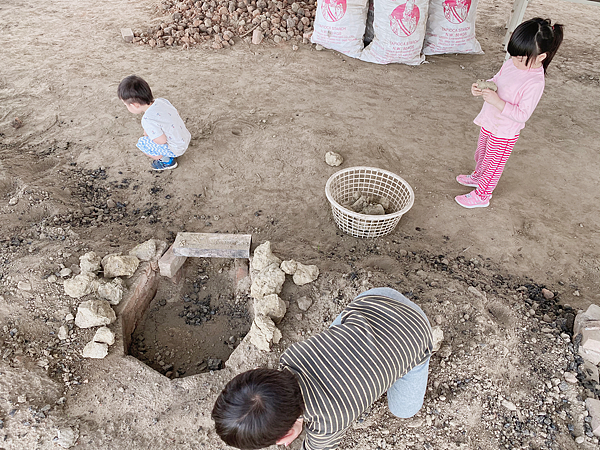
[82,341,109,359]
[252,29,264,45]
[274,35,282,43]
[575,436,585,444]
[56,427,79,448]
[8,197,18,206]
[121,28,134,43]
[467,286,485,298]
[96,277,125,305]
[58,325,68,340]
[292,44,298,51]
[65,313,74,321]
[47,274,58,283]
[64,273,96,298]
[293,262,319,285]
[501,400,517,411]
[280,259,298,275]
[59,268,72,277]
[297,296,312,311]
[129,239,166,261]
[315,44,324,51]
[325,151,343,167]
[564,372,578,384]
[542,288,554,299]
[17,281,32,291]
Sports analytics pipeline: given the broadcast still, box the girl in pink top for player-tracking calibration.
[455,18,563,208]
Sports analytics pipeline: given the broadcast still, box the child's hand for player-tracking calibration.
[471,83,483,97]
[481,89,506,112]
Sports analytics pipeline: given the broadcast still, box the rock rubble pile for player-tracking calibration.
[133,0,316,49]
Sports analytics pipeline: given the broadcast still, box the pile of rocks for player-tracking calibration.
[246,241,319,351]
[133,0,316,49]
[62,239,167,359]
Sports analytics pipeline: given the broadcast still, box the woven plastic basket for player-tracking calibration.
[325,167,414,238]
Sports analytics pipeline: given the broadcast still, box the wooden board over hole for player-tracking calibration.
[173,232,251,258]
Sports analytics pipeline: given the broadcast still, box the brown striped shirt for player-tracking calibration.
[279,294,432,450]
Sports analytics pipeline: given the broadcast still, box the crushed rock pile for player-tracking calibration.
[134,0,316,49]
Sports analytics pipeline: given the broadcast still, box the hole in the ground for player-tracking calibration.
[128,258,251,379]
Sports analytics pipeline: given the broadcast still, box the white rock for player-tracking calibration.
[325,151,343,167]
[501,400,517,411]
[129,239,167,261]
[79,252,102,274]
[17,280,32,291]
[254,294,286,323]
[252,28,264,45]
[58,325,68,340]
[65,313,74,321]
[297,296,312,311]
[8,197,18,206]
[250,241,281,276]
[292,262,319,285]
[75,300,116,328]
[564,372,578,384]
[47,274,58,283]
[102,254,139,278]
[56,427,79,448]
[251,263,286,300]
[280,259,298,275]
[248,315,281,351]
[64,273,96,298]
[93,326,115,345]
[431,326,444,352]
[59,268,72,277]
[82,341,109,359]
[96,277,125,305]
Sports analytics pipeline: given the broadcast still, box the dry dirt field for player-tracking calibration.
[1,0,600,449]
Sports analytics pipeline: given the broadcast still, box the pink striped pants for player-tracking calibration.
[471,127,519,200]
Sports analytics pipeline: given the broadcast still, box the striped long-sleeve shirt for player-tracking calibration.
[279,294,432,450]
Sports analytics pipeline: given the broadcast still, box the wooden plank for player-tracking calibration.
[172,232,252,258]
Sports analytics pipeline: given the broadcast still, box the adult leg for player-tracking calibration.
[386,357,430,418]
[474,134,518,200]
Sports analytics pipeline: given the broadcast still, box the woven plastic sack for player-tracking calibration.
[360,0,429,65]
[311,0,369,58]
[422,0,483,55]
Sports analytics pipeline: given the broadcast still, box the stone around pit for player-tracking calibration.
[96,277,125,305]
[248,314,282,352]
[297,296,312,311]
[325,151,343,167]
[75,299,116,328]
[64,272,97,298]
[250,263,285,300]
[254,293,287,324]
[82,341,109,359]
[93,326,115,345]
[79,252,102,274]
[129,239,167,262]
[101,254,140,278]
[250,241,281,276]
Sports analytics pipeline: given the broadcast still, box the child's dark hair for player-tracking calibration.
[117,75,154,105]
[507,18,563,74]
[212,368,304,449]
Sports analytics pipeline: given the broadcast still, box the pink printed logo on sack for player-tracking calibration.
[321,0,347,22]
[442,0,470,24]
[389,0,420,37]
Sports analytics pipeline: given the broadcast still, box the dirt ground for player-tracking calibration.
[1,0,600,449]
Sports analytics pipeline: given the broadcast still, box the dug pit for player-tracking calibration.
[127,258,251,379]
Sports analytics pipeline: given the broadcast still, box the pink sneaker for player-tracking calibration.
[455,190,490,208]
[456,174,478,187]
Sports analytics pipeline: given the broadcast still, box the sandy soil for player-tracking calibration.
[1,0,600,449]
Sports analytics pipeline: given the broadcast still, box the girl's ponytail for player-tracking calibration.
[543,22,564,73]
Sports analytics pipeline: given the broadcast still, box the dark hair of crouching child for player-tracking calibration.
[117,75,154,105]
[211,368,304,449]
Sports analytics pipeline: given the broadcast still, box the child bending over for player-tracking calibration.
[118,75,191,171]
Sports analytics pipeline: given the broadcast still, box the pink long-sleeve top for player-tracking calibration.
[474,58,545,138]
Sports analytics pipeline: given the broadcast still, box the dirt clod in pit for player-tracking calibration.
[129,258,251,378]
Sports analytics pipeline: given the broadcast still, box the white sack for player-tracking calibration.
[422,0,483,55]
[360,0,429,65]
[311,0,369,58]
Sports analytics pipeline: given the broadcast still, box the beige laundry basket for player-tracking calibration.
[325,167,414,238]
